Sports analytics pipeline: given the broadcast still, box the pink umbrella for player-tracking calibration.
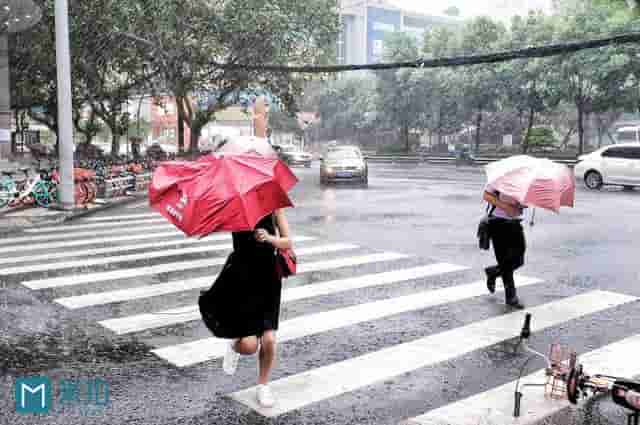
[485,155,575,212]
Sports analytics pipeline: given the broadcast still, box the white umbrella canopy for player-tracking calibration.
[212,135,278,159]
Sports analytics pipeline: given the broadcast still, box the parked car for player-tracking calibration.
[320,146,368,186]
[574,143,640,190]
[276,145,313,167]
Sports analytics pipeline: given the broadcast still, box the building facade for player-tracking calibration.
[337,0,461,65]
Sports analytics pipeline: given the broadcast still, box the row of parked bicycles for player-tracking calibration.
[0,157,156,210]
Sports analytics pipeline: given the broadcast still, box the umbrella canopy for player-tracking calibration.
[149,154,297,236]
[212,136,278,159]
[485,155,575,212]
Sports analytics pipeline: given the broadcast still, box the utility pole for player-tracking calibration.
[54,0,75,209]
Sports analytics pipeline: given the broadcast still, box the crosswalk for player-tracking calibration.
[2,211,639,425]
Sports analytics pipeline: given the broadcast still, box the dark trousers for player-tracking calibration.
[486,218,526,301]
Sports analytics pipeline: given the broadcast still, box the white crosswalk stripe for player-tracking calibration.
[100,263,472,335]
[6,216,636,425]
[0,236,238,266]
[83,213,159,221]
[55,252,413,308]
[24,251,408,290]
[0,223,176,246]
[0,236,320,274]
[406,333,640,425]
[229,291,637,417]
[0,229,186,254]
[23,218,168,233]
[150,276,543,366]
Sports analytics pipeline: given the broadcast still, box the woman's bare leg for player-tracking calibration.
[258,331,277,384]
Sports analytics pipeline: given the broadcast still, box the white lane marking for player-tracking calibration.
[229,290,638,417]
[149,276,543,365]
[406,333,640,425]
[0,236,319,274]
[24,244,373,290]
[0,224,177,247]
[0,230,187,254]
[55,252,411,309]
[101,263,471,335]
[126,201,151,209]
[84,213,158,221]
[24,218,168,233]
[0,237,227,266]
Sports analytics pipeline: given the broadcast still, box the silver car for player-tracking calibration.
[320,147,368,186]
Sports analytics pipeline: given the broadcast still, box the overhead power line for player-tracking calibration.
[209,31,640,73]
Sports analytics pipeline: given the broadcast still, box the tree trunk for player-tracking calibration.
[177,108,185,154]
[522,106,536,154]
[474,110,482,154]
[561,126,576,150]
[402,124,410,153]
[577,102,584,155]
[111,131,120,158]
[189,125,200,156]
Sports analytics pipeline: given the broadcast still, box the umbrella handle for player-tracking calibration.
[529,208,536,227]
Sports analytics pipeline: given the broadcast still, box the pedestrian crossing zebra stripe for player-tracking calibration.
[0,225,185,250]
[0,236,241,266]
[100,263,471,334]
[229,290,638,417]
[0,236,324,275]
[23,218,168,233]
[405,333,640,425]
[54,253,415,309]
[149,276,544,366]
[0,230,189,254]
[83,212,159,221]
[26,251,408,290]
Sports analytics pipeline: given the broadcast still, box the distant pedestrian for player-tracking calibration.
[483,186,526,309]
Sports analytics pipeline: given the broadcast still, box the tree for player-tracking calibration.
[458,17,506,153]
[443,6,461,17]
[120,0,339,155]
[376,33,430,152]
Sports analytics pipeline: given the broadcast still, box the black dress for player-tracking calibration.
[199,214,282,339]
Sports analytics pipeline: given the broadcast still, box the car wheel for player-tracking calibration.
[623,185,635,191]
[584,171,603,190]
[361,175,368,187]
[305,163,312,168]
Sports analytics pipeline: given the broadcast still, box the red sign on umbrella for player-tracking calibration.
[149,154,297,236]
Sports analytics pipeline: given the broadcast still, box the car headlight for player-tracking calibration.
[325,167,334,173]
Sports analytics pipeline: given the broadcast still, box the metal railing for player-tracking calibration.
[364,154,579,167]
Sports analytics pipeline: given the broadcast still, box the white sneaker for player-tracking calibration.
[256,384,276,408]
[222,339,239,375]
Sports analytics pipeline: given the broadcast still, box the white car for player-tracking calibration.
[574,143,640,190]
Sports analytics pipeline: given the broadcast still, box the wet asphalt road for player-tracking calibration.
[0,162,639,425]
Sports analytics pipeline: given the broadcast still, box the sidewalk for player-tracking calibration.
[0,193,147,236]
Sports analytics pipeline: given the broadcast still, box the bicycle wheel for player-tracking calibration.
[0,183,14,209]
[33,182,51,207]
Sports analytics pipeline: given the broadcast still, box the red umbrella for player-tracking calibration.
[149,154,297,236]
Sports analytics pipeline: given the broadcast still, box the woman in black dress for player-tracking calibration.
[202,208,291,407]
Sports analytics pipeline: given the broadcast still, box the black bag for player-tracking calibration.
[477,204,496,250]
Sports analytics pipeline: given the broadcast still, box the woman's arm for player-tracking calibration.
[254,209,293,249]
[483,191,520,217]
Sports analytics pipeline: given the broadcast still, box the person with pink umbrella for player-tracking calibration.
[482,155,576,310]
